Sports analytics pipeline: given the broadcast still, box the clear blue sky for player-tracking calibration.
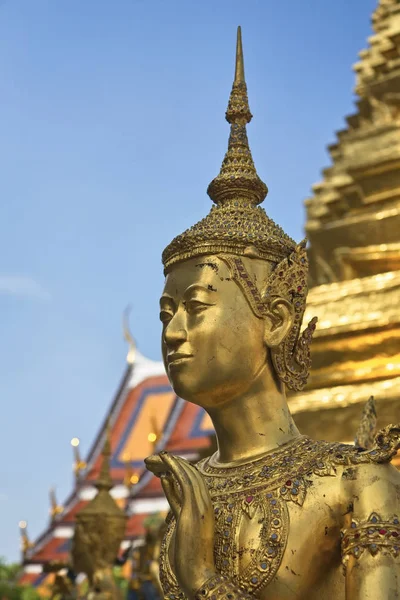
[0,0,377,561]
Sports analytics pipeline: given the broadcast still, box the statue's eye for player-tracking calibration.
[159,310,173,324]
[184,300,209,314]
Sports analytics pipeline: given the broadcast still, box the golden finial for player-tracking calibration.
[19,521,33,557]
[124,456,139,488]
[96,418,113,491]
[130,472,139,485]
[355,396,377,449]
[123,305,136,365]
[234,26,245,85]
[124,456,133,489]
[148,414,160,450]
[227,25,250,123]
[49,487,64,521]
[207,26,268,207]
[71,437,87,482]
[124,456,139,510]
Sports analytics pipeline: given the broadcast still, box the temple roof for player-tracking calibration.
[20,349,214,584]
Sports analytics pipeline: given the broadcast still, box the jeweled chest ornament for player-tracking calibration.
[159,431,400,599]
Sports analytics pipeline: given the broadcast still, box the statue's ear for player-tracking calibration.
[263,297,294,348]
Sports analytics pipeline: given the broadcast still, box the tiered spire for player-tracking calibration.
[353,0,400,96]
[372,0,400,32]
[305,1,400,286]
[162,26,296,271]
[207,26,268,207]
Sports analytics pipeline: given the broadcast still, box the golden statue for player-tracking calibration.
[71,423,127,600]
[145,27,400,600]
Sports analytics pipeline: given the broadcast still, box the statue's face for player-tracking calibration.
[160,255,269,408]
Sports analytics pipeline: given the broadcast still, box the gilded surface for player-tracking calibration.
[291,0,400,447]
[290,268,400,438]
[159,432,400,599]
[144,25,400,600]
[305,0,400,285]
[341,513,400,564]
[304,270,400,335]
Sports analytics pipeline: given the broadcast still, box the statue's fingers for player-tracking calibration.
[174,456,211,507]
[174,456,204,483]
[169,471,183,505]
[161,475,180,520]
[159,452,193,498]
[174,456,204,488]
[144,454,168,477]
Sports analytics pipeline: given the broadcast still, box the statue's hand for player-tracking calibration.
[158,452,216,599]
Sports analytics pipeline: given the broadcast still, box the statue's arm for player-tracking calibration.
[342,463,400,599]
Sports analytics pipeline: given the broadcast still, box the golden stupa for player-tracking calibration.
[289,0,400,443]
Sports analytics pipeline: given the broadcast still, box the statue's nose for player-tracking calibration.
[163,311,188,349]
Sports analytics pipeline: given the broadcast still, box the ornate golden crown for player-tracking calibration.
[162,27,317,391]
[162,27,297,271]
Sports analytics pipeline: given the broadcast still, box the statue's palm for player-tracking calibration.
[155,453,217,598]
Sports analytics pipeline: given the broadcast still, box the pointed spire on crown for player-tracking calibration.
[162,26,296,271]
[207,26,268,207]
[226,25,251,124]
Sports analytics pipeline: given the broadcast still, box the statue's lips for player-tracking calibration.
[167,353,193,368]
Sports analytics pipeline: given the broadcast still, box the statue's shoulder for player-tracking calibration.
[302,424,400,480]
[324,423,400,468]
[338,425,400,523]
